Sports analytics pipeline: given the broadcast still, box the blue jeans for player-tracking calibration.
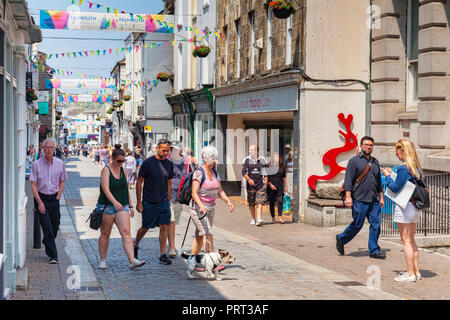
[338,200,381,255]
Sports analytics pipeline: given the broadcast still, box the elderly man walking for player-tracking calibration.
[29,138,67,264]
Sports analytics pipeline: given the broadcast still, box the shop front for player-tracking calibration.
[213,84,300,221]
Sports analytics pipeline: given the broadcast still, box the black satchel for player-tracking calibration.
[406,166,430,210]
[86,206,105,230]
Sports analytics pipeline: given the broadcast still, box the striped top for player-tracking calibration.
[193,169,220,210]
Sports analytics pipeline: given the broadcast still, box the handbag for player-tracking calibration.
[86,205,105,230]
[339,162,372,201]
[282,194,292,216]
[406,166,430,210]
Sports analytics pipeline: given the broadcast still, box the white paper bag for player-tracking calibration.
[385,172,416,209]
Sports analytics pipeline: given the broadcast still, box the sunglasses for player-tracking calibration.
[116,159,125,163]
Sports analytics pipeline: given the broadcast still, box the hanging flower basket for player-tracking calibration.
[55,115,61,121]
[35,109,39,115]
[123,95,131,101]
[115,101,123,107]
[32,94,38,101]
[96,116,101,121]
[193,45,211,58]
[270,0,296,19]
[107,107,114,114]
[157,72,170,82]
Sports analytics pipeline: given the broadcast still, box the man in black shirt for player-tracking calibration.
[133,139,174,265]
[242,145,268,226]
[336,136,386,259]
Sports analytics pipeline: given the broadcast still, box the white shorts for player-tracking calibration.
[170,202,183,225]
[394,202,421,224]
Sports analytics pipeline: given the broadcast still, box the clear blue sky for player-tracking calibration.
[27,0,164,93]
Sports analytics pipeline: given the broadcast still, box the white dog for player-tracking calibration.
[181,249,236,280]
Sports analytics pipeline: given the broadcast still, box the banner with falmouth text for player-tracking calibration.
[46,79,116,89]
[40,10,174,33]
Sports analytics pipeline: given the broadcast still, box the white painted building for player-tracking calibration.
[0,0,42,299]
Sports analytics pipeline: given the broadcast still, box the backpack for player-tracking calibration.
[177,167,217,205]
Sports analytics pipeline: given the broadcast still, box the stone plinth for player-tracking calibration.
[305,199,352,227]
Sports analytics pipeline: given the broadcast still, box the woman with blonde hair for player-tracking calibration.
[381,139,424,282]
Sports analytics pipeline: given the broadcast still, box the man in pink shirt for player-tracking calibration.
[30,138,67,264]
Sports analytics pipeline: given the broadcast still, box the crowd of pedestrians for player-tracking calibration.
[28,135,429,283]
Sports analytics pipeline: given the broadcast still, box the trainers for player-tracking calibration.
[48,258,58,264]
[250,219,256,225]
[255,219,264,226]
[129,258,146,269]
[168,249,177,258]
[99,260,107,269]
[394,272,416,282]
[159,254,172,265]
[133,245,139,259]
[416,272,422,280]
[218,265,226,272]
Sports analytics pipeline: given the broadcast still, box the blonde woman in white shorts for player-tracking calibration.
[381,139,424,282]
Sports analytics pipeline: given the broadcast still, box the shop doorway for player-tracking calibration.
[244,122,294,195]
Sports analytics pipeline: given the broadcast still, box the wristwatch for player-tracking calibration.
[129,206,134,208]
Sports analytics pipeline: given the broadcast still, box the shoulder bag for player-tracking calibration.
[339,162,372,201]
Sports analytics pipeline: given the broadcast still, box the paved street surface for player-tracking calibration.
[12,156,450,300]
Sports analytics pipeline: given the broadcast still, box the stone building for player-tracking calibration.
[370,0,450,172]
[211,0,372,223]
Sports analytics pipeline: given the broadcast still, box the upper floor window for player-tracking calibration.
[407,0,419,110]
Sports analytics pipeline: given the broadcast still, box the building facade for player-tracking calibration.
[212,0,372,221]
[0,0,41,299]
[370,0,450,172]
[167,0,217,159]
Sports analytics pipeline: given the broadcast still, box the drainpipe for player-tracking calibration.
[367,0,373,136]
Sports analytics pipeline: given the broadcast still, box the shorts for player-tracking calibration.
[96,203,130,215]
[190,204,215,237]
[136,158,143,166]
[170,202,183,225]
[394,202,421,224]
[142,200,171,229]
[247,184,267,206]
[101,158,109,166]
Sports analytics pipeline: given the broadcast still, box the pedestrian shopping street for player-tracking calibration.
[11,156,450,300]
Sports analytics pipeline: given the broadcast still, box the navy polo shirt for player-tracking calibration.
[343,152,383,203]
[139,156,174,203]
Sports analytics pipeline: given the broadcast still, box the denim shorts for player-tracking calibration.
[96,204,130,215]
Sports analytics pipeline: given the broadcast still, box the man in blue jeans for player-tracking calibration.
[336,136,386,259]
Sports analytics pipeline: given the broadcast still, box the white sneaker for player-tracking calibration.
[416,272,422,280]
[250,219,256,225]
[168,249,177,258]
[99,260,107,269]
[256,219,264,226]
[129,258,146,269]
[394,272,416,282]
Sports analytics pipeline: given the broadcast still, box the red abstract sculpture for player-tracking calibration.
[307,113,358,191]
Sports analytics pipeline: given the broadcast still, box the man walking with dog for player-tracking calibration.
[133,139,174,265]
[336,136,386,259]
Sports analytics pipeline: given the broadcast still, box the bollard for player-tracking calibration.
[33,208,41,249]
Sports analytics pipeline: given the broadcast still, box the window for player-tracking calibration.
[267,7,272,70]
[285,15,292,65]
[250,11,255,75]
[407,0,419,110]
[236,20,240,78]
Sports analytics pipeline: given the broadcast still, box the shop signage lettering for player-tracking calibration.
[216,85,298,115]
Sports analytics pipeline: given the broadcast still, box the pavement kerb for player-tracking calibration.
[59,192,106,299]
[213,224,403,300]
